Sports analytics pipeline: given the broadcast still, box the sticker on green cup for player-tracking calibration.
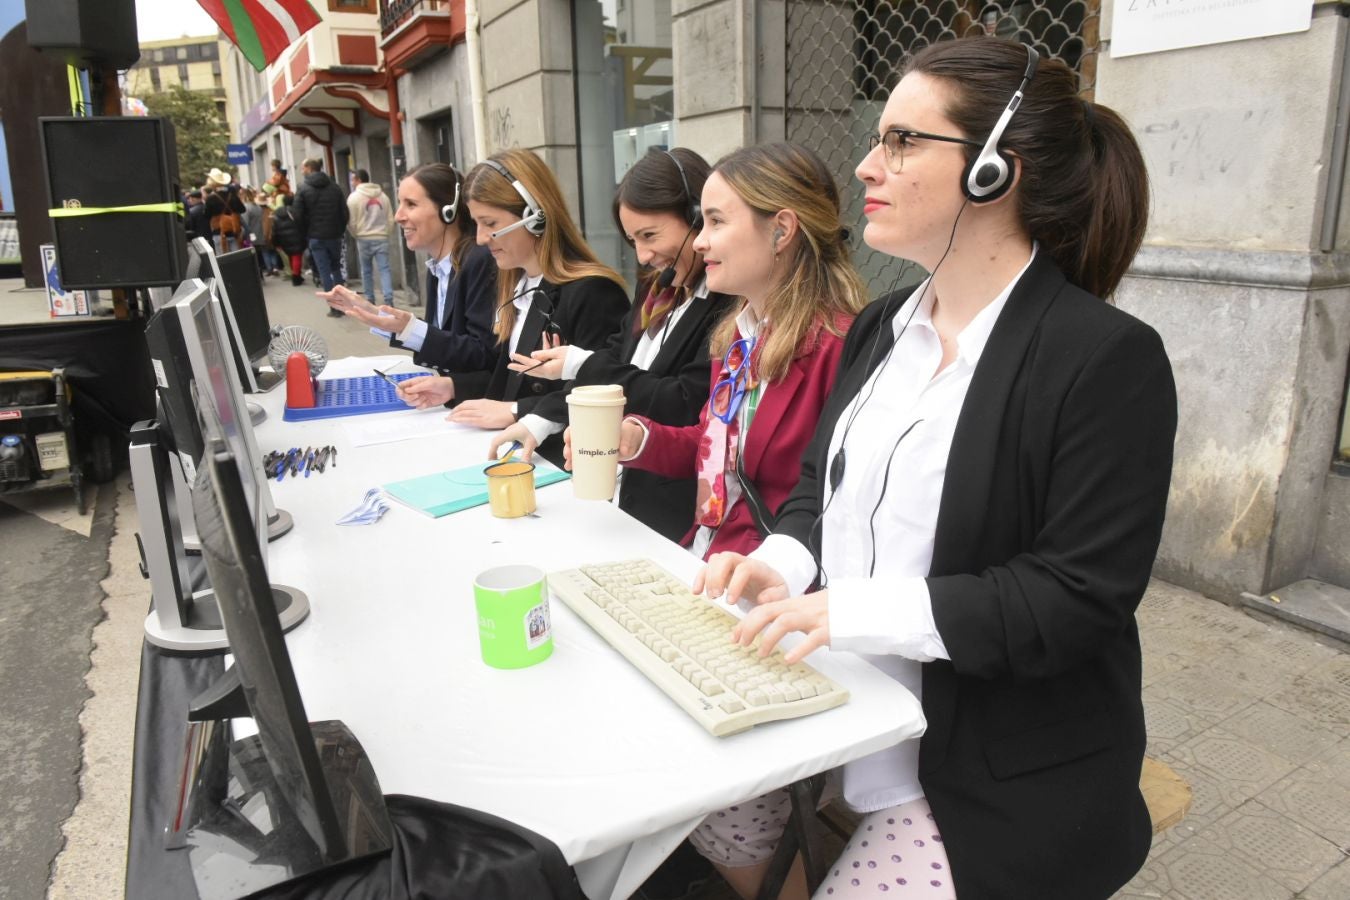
[473,564,552,669]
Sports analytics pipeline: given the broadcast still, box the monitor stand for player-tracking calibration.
[132,421,309,653]
[252,366,283,392]
[167,708,392,898]
[173,450,292,551]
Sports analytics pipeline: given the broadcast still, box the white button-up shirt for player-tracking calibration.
[396,254,455,351]
[754,245,1036,811]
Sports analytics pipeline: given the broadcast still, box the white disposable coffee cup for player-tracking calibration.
[567,384,626,500]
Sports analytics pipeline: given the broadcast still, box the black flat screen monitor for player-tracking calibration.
[191,432,345,859]
[185,236,213,281]
[176,280,270,523]
[215,248,272,368]
[187,237,274,393]
[144,285,204,470]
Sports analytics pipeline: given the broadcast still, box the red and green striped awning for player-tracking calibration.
[196,0,322,72]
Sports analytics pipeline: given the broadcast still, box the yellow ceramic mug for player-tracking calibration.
[484,460,536,518]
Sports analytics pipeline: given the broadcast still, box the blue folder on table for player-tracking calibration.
[382,460,570,518]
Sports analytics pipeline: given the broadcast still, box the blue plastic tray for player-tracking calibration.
[283,372,429,421]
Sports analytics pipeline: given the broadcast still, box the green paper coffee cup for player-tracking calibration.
[473,565,553,669]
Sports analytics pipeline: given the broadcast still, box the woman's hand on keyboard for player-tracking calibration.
[732,592,830,664]
[695,553,789,607]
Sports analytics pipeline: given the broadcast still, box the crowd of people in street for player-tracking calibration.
[182,156,395,315]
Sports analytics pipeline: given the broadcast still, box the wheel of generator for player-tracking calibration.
[88,432,115,484]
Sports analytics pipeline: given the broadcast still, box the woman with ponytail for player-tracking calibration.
[484,147,738,540]
[323,163,499,377]
[397,149,629,428]
[586,142,868,562]
[698,38,1175,900]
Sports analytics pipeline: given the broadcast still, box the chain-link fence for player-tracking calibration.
[785,0,1101,293]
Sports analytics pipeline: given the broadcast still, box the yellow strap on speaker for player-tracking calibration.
[48,202,185,218]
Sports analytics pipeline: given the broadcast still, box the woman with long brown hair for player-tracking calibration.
[323,163,499,376]
[398,149,629,431]
[700,37,1174,900]
[582,142,868,561]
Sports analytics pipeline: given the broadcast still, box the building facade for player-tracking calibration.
[125,36,231,120]
[226,0,1350,618]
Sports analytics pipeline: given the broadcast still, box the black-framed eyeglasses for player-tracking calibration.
[867,128,981,173]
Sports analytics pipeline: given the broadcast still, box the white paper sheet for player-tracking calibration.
[341,408,472,447]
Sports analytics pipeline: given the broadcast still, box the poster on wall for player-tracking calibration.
[1112,0,1313,59]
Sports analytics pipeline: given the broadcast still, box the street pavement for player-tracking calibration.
[1,272,1347,900]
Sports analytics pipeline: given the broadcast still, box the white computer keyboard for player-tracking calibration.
[550,559,848,737]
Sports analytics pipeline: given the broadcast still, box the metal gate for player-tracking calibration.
[784,0,1101,293]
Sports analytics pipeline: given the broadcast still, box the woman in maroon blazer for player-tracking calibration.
[577,143,869,560]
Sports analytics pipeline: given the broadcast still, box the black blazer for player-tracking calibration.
[391,243,498,375]
[530,282,738,542]
[449,274,630,408]
[776,253,1177,900]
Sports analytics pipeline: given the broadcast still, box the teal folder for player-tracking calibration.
[382,460,571,518]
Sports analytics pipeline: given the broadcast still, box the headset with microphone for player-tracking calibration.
[482,158,547,238]
[962,43,1039,203]
[439,171,462,224]
[654,149,704,290]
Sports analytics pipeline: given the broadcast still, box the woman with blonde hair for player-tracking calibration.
[580,142,867,562]
[399,149,629,433]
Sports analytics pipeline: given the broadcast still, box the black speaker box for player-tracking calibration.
[23,0,140,70]
[40,117,187,290]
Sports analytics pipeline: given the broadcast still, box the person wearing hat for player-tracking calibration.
[205,168,243,253]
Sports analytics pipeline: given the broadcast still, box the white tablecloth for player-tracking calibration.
[248,357,927,900]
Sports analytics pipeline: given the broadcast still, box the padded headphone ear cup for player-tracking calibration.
[440,203,456,224]
[690,204,703,230]
[525,211,547,237]
[962,151,1014,203]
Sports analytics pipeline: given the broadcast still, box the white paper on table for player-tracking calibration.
[341,408,472,447]
[320,355,428,380]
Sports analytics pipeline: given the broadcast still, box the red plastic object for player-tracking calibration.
[285,352,316,408]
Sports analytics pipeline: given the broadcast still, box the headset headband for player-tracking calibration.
[660,149,703,228]
[483,158,546,236]
[963,44,1040,202]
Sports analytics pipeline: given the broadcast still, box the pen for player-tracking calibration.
[373,367,402,390]
[498,441,522,460]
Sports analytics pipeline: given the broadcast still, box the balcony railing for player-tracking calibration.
[380,0,447,38]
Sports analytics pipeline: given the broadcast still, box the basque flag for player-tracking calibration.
[196,0,322,72]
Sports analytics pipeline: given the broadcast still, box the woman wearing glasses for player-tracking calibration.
[483,147,739,539]
[397,149,629,428]
[589,142,868,561]
[321,163,499,377]
[697,38,1175,900]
